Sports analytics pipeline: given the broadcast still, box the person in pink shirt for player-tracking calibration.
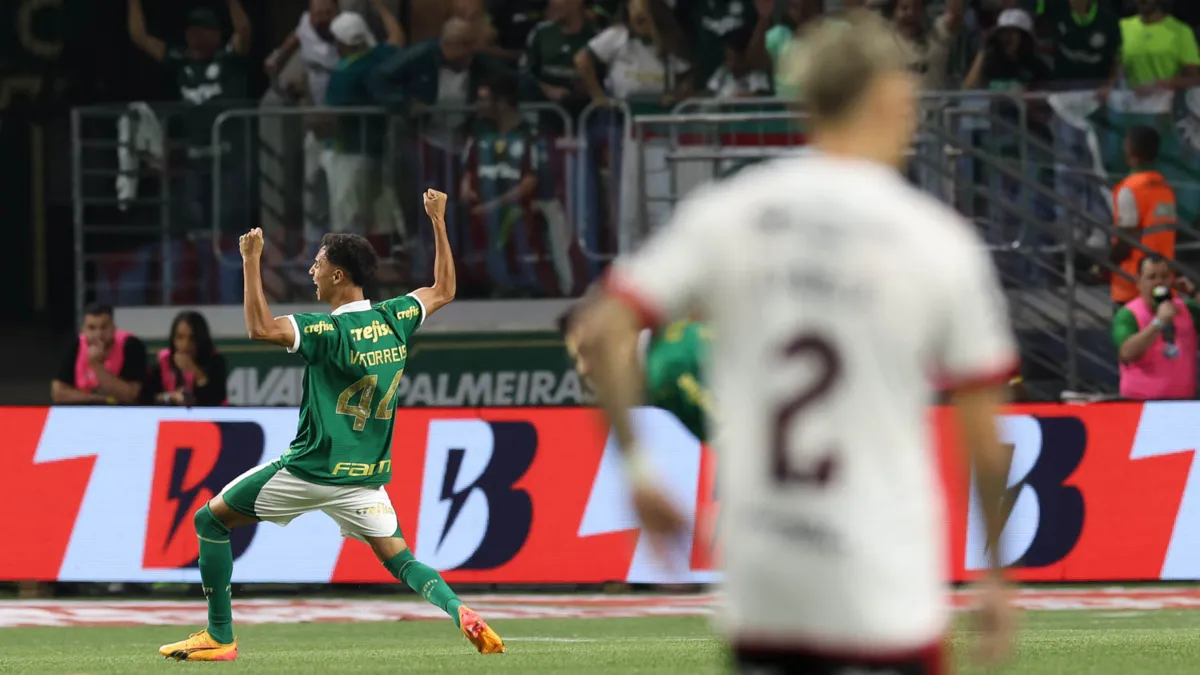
[51,303,147,405]
[1113,255,1200,400]
[143,310,229,406]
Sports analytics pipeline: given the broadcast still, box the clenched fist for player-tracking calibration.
[423,189,447,221]
[239,227,264,259]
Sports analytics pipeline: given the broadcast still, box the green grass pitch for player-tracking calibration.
[3,610,1200,674]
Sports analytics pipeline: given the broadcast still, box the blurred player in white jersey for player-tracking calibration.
[575,10,1018,675]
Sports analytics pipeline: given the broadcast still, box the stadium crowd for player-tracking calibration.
[93,0,1200,306]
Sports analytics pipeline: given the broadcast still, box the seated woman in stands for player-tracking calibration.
[144,310,228,406]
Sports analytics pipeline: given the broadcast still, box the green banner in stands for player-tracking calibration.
[146,332,588,407]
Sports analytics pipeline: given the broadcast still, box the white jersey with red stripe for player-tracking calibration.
[607,154,1017,655]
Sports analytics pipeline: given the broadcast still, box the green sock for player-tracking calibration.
[384,550,464,627]
[194,505,235,644]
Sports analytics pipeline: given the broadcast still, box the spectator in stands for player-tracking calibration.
[1029,0,1121,90]
[485,0,548,64]
[1113,255,1198,400]
[127,0,252,304]
[690,0,762,92]
[886,0,964,91]
[1119,0,1200,93]
[371,16,512,271]
[319,11,406,237]
[265,0,341,258]
[523,0,598,117]
[127,0,252,212]
[51,304,148,405]
[1110,125,1177,306]
[963,9,1050,90]
[460,74,555,295]
[706,23,772,98]
[760,0,825,97]
[371,16,512,125]
[575,0,692,105]
[265,0,342,96]
[144,311,229,406]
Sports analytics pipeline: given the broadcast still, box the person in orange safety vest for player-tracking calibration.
[1110,125,1177,306]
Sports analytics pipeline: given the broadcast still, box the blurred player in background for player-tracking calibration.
[158,190,505,662]
[560,309,711,442]
[575,10,1018,674]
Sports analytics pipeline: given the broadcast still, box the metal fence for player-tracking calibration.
[72,100,600,313]
[628,89,1200,396]
[71,88,1200,396]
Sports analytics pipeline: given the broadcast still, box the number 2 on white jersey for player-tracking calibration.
[336,370,404,430]
[772,334,842,486]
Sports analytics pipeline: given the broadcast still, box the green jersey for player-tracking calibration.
[281,295,425,486]
[642,320,711,442]
[1037,0,1121,84]
[692,0,759,87]
[1119,15,1200,88]
[522,19,598,90]
[163,43,250,152]
[325,44,400,156]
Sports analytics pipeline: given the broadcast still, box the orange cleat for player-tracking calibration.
[458,606,505,654]
[157,629,238,661]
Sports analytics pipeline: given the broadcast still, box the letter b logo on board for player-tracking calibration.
[965,415,1086,570]
[144,421,265,569]
[415,420,536,570]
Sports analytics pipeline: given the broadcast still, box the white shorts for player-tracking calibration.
[218,461,399,542]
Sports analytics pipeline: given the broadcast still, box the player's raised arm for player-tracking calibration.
[240,228,296,348]
[409,189,457,318]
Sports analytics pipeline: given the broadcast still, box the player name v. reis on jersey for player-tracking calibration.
[606,154,1018,653]
[282,294,426,486]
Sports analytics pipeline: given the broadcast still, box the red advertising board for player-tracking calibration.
[0,402,1197,583]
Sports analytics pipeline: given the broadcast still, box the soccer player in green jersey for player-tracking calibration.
[560,306,711,442]
[159,190,505,662]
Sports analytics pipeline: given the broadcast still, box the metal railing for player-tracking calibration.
[71,101,583,315]
[628,88,1200,397]
[71,87,1200,398]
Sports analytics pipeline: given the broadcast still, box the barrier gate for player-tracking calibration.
[71,89,1200,397]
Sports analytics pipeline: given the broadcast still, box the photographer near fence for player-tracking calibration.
[1113,255,1200,400]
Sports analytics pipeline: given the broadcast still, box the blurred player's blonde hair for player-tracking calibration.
[778,9,912,125]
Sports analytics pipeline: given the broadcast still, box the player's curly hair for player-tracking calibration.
[322,233,378,287]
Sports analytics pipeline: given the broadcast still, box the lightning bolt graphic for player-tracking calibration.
[165,447,205,549]
[438,448,469,549]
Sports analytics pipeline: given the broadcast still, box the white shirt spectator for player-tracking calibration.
[587,25,690,100]
[297,11,340,104]
[424,67,471,148]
